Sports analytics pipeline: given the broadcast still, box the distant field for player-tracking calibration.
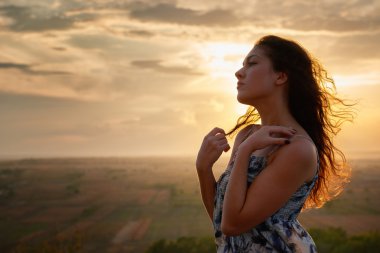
[0,157,379,253]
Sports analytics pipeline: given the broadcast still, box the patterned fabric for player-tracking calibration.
[213,151,319,253]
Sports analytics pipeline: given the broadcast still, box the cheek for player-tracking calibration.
[247,68,273,91]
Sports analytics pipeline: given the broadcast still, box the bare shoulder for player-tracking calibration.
[270,135,318,182]
[288,135,316,159]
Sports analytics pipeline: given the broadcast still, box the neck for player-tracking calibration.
[254,96,296,127]
[260,109,294,126]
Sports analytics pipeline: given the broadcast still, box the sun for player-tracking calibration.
[197,42,251,77]
[195,42,252,93]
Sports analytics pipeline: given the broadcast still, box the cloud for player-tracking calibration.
[129,3,240,27]
[245,0,380,32]
[0,62,71,75]
[51,47,67,51]
[332,33,380,59]
[131,60,204,76]
[67,34,125,50]
[0,4,96,32]
[124,29,155,38]
[1,1,378,35]
[125,1,380,33]
[282,15,380,32]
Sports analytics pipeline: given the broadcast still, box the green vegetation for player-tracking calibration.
[65,171,84,181]
[309,227,380,253]
[64,171,83,196]
[65,182,80,195]
[79,205,99,219]
[11,230,85,253]
[0,168,23,202]
[0,184,14,201]
[144,236,215,253]
[0,220,48,250]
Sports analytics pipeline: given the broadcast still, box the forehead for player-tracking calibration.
[243,47,267,62]
[245,46,267,59]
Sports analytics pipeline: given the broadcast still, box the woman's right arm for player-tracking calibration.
[195,125,254,221]
[196,127,230,221]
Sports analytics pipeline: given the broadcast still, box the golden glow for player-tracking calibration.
[1,1,378,158]
[235,103,248,115]
[197,42,251,77]
[195,42,252,94]
[333,73,380,87]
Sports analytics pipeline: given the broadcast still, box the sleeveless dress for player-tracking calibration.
[213,138,319,253]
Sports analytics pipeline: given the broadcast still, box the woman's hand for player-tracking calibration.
[196,127,231,171]
[238,125,296,154]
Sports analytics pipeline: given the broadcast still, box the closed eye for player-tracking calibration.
[242,54,260,66]
[242,62,257,67]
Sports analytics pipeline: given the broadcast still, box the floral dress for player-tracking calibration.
[213,151,319,253]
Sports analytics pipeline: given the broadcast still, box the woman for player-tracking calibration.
[196,35,353,252]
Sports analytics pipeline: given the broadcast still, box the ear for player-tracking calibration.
[275,72,288,86]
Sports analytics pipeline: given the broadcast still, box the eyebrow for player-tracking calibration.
[242,54,260,65]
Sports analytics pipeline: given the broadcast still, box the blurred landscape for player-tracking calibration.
[0,156,379,253]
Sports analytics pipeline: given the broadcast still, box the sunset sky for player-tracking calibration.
[0,0,379,159]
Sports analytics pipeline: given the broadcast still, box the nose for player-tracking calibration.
[235,67,244,79]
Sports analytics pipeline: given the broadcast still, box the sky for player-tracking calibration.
[0,0,379,159]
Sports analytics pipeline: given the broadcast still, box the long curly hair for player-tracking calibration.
[226,35,355,209]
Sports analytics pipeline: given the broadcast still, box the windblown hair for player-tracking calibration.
[226,35,355,209]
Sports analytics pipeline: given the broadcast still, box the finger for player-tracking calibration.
[272,137,291,145]
[223,143,231,152]
[207,138,227,151]
[211,138,229,152]
[217,139,229,147]
[215,133,228,141]
[268,126,296,136]
[207,127,225,137]
[206,135,227,148]
[286,126,297,134]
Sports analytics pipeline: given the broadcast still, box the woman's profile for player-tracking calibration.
[196,35,354,252]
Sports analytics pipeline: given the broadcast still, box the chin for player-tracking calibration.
[237,94,252,105]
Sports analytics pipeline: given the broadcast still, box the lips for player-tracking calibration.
[237,81,244,89]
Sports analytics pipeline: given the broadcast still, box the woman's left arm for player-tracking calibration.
[221,127,317,236]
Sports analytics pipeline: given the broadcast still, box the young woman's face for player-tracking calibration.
[235,46,279,105]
